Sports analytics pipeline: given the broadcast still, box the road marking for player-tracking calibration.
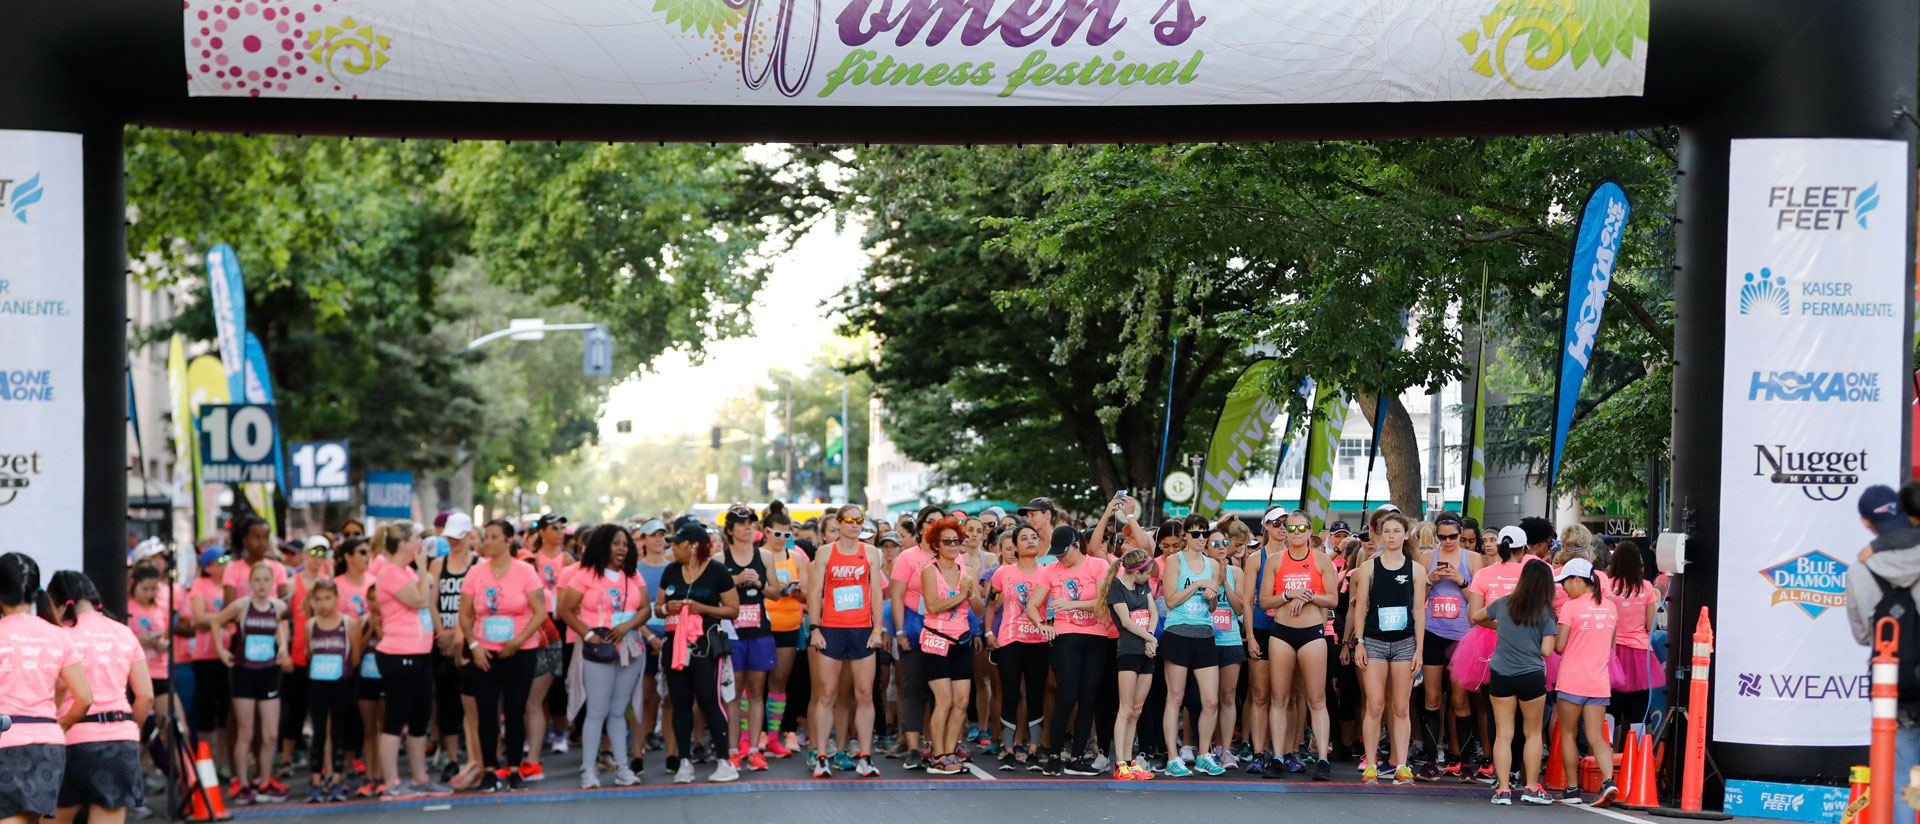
[967,763,998,781]
[1571,804,1646,824]
[422,805,451,812]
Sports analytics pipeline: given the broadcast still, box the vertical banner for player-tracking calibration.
[206,244,248,402]
[1465,264,1490,525]
[241,332,282,535]
[185,355,231,540]
[1548,181,1632,493]
[167,335,205,538]
[1714,139,1909,747]
[0,130,84,580]
[1196,359,1280,517]
[1298,386,1350,532]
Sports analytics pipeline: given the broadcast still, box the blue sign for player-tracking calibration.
[197,403,278,484]
[1548,181,1631,493]
[364,471,414,520]
[288,441,352,506]
[1723,779,1850,823]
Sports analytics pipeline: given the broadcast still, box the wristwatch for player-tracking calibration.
[468,640,482,650]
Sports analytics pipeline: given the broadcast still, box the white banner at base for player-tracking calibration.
[1714,138,1910,748]
[0,130,86,585]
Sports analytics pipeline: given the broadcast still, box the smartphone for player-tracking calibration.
[428,536,451,558]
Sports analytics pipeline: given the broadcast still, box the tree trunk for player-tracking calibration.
[1357,393,1425,517]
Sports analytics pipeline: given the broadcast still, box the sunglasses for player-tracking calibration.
[306,547,329,556]
[1286,525,1311,533]
[1209,540,1228,549]
[1186,530,1208,538]
[1437,532,1461,540]
[214,554,232,564]
[841,516,865,525]
[939,538,965,547]
[768,530,792,540]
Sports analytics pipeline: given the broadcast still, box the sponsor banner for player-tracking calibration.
[0,130,84,583]
[1549,180,1631,491]
[1298,384,1348,532]
[185,355,232,539]
[182,0,1648,107]
[1195,359,1279,517]
[1715,139,1910,747]
[364,471,413,520]
[1723,779,1850,824]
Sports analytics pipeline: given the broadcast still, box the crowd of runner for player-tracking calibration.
[0,494,1693,821]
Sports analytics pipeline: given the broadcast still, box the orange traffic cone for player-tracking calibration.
[1620,732,1661,808]
[1544,720,1566,789]
[187,741,230,821]
[1840,765,1870,824]
[1615,728,1639,801]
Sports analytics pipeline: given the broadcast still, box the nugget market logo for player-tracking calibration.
[1760,550,1847,618]
[0,452,41,507]
[1752,443,1867,502]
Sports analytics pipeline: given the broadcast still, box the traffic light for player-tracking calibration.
[711,426,722,449]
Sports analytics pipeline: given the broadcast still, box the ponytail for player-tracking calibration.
[48,570,105,623]
[0,552,47,618]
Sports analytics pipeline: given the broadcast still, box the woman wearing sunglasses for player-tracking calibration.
[987,524,1048,769]
[1257,510,1338,782]
[761,501,807,759]
[1204,527,1247,771]
[1349,512,1428,786]
[918,519,984,775]
[805,505,886,778]
[1159,514,1225,777]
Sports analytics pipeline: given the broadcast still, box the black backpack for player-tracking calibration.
[1869,570,1920,702]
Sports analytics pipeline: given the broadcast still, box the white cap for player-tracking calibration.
[1555,557,1596,582]
[442,512,475,540]
[1497,525,1529,550]
[1261,507,1290,523]
[1377,504,1401,513]
[133,537,168,562]
[304,535,333,552]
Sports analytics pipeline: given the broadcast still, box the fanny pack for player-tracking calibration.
[582,628,618,664]
[83,711,134,724]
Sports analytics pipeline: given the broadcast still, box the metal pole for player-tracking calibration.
[841,373,850,505]
[1153,337,1181,517]
[783,377,794,503]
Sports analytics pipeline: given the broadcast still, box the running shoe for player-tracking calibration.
[831,750,857,772]
[551,732,571,754]
[783,732,801,754]
[380,780,419,800]
[855,755,881,777]
[1520,784,1555,805]
[1592,779,1619,808]
[925,754,961,776]
[691,744,712,764]
[1133,761,1156,781]
[1246,752,1267,774]
[1219,750,1240,771]
[1195,754,1226,776]
[1393,765,1414,786]
[647,731,666,752]
[1041,755,1064,776]
[416,781,453,798]
[811,753,832,778]
[629,756,646,777]
[228,786,254,807]
[764,736,795,759]
[665,754,682,775]
[746,750,769,771]
[257,778,291,803]
[674,760,696,784]
[305,784,326,804]
[581,770,601,789]
[1164,758,1193,778]
[613,765,641,787]
[965,723,981,742]
[478,772,500,794]
[1459,760,1481,785]
[903,749,924,771]
[507,773,527,792]
[597,751,617,773]
[355,780,383,799]
[1091,753,1112,773]
[328,781,350,803]
[1178,745,1196,764]
[998,748,1020,772]
[709,761,740,783]
[1491,788,1513,806]
[1417,762,1441,782]
[449,762,483,791]
[1313,758,1333,782]
[1283,753,1305,773]
[1361,761,1380,785]
[1115,764,1139,781]
[519,761,545,782]
[1262,757,1287,780]
[1559,786,1584,804]
[1064,758,1099,776]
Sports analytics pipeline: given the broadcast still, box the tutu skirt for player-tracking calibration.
[1449,625,1497,691]
[1609,645,1662,692]
[1544,652,1561,692]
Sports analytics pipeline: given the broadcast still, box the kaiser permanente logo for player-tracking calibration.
[0,174,45,224]
[1761,550,1847,618]
[1768,182,1880,231]
[1739,268,1790,316]
[1736,266,1899,319]
[1749,371,1882,403]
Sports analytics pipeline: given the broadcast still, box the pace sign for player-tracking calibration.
[198,403,278,484]
[288,441,352,506]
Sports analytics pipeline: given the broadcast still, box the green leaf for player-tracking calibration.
[653,0,743,35]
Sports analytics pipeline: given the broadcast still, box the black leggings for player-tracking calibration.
[378,653,433,737]
[665,653,732,759]
[996,642,1048,735]
[471,651,535,769]
[1047,634,1107,756]
[433,652,465,736]
[1094,637,1118,754]
[280,665,309,744]
[307,677,355,777]
[900,646,928,735]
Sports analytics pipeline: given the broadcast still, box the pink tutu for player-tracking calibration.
[1609,645,1661,692]
[1544,652,1560,692]
[1449,625,1497,691]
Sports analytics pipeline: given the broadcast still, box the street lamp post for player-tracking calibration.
[775,375,794,504]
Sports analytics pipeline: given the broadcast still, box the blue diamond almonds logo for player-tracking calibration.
[0,174,44,224]
[1739,267,1791,316]
[1760,550,1848,619]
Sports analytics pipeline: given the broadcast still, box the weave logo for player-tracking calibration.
[1760,550,1847,618]
[1737,673,1762,697]
[0,174,44,224]
[1738,268,1790,316]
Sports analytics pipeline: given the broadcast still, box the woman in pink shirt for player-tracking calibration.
[368,523,450,799]
[124,566,173,716]
[1452,526,1530,693]
[0,554,92,824]
[555,524,651,789]
[985,525,1049,769]
[1605,543,1661,745]
[1552,559,1619,806]
[47,570,153,824]
[460,519,548,793]
[1029,526,1112,777]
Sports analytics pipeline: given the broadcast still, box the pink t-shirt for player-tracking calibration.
[374,564,433,655]
[335,573,374,621]
[1609,579,1658,650]
[126,598,171,677]
[463,559,543,652]
[1467,560,1525,605]
[560,566,644,643]
[1555,593,1619,700]
[989,564,1048,645]
[919,562,971,635]
[1043,556,1112,637]
[0,612,82,748]
[223,557,289,599]
[64,612,142,744]
[891,546,934,613]
[186,576,227,662]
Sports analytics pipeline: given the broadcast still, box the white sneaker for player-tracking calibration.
[1179,745,1196,763]
[1091,754,1112,772]
[580,770,600,789]
[673,761,695,784]
[709,761,740,783]
[552,734,571,755]
[612,766,640,787]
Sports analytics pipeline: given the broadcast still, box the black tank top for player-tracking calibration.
[723,544,770,639]
[309,616,349,659]
[1363,554,1416,642]
[436,552,472,630]
[237,600,281,670]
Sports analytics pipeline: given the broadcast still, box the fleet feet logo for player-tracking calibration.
[1738,268,1790,316]
[1459,0,1649,90]
[1760,551,1847,618]
[0,175,44,224]
[1855,182,1881,228]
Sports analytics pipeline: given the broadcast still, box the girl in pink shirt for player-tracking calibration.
[0,554,92,823]
[1605,543,1662,743]
[368,523,448,798]
[125,566,173,706]
[985,525,1048,765]
[1553,559,1619,806]
[49,570,154,824]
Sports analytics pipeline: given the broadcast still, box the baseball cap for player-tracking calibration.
[859,530,875,542]
[535,514,568,532]
[982,506,1007,521]
[133,538,168,563]
[1497,525,1530,549]
[1261,507,1290,524]
[1017,497,1057,516]
[1377,504,1401,513]
[304,535,333,552]
[198,547,229,568]
[1554,557,1596,582]
[669,524,708,545]
[442,513,475,540]
[433,510,452,529]
[1050,525,1078,556]
[637,518,667,535]
[1329,521,1352,535]
[1861,485,1909,535]
[878,531,903,546]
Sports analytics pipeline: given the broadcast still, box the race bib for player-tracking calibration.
[1066,607,1096,627]
[244,634,277,662]
[737,604,763,629]
[482,615,515,643]
[832,585,865,613]
[1430,595,1463,620]
[612,611,636,627]
[1128,608,1151,629]
[1011,616,1044,644]
[360,654,382,679]
[309,653,344,682]
[664,613,680,630]
[417,608,433,635]
[918,629,950,656]
[1377,605,1409,632]
[1210,608,1234,632]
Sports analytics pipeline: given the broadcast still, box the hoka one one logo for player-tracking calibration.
[1739,268,1790,316]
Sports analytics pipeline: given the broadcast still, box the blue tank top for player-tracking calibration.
[1425,550,1474,641]
[1165,552,1216,630]
[1250,550,1275,630]
[638,560,668,632]
[1213,566,1242,646]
